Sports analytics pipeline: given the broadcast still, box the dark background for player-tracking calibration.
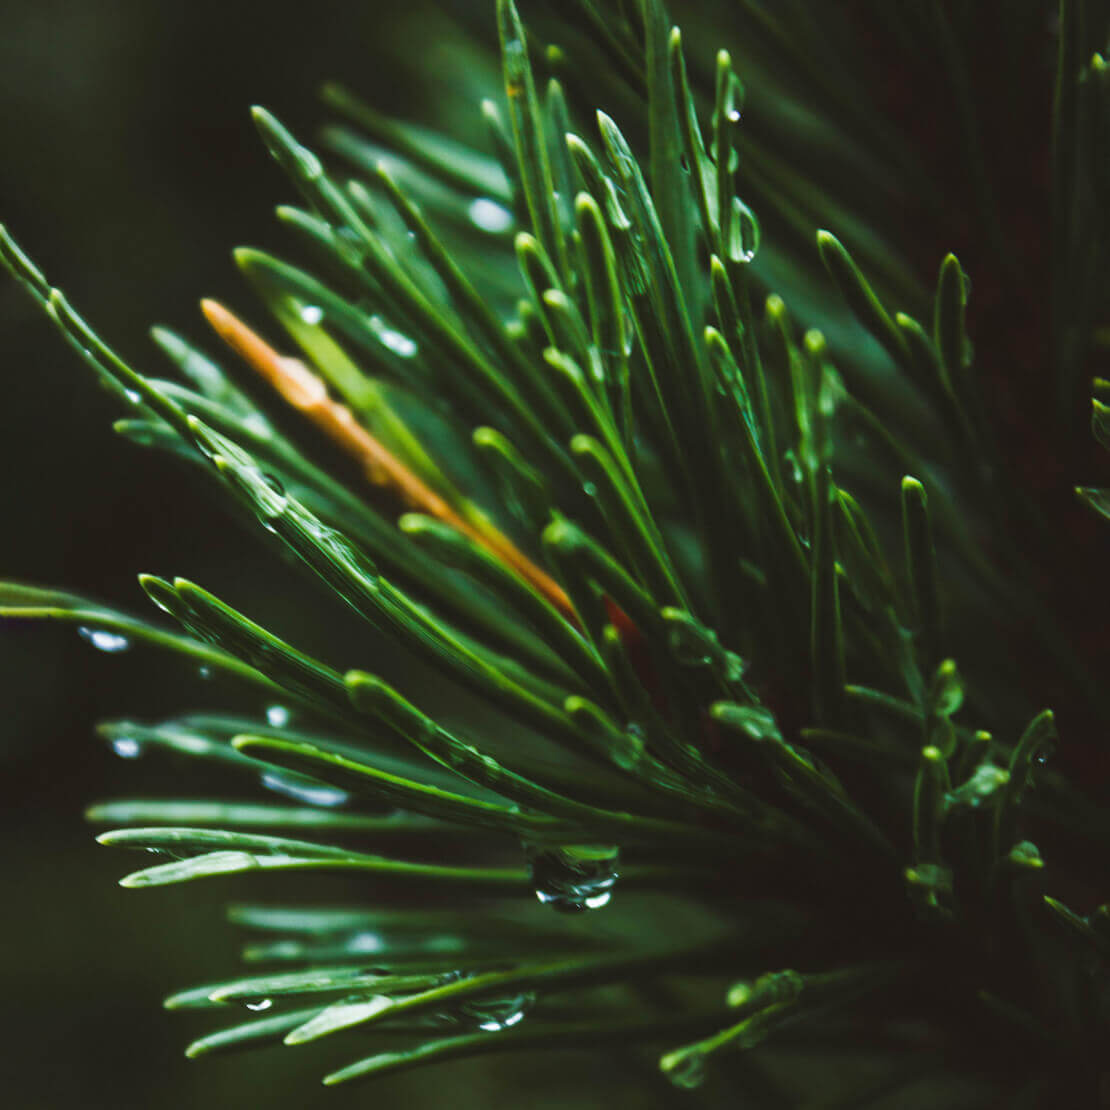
[0,3,676,1107]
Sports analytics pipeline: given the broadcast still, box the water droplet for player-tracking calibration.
[369,315,418,358]
[112,737,143,759]
[299,304,324,326]
[261,771,349,808]
[525,843,619,912]
[346,931,384,955]
[197,665,212,680]
[244,998,273,1012]
[467,991,535,1031]
[78,627,131,654]
[468,197,513,234]
[582,481,597,497]
[125,389,141,404]
[1032,738,1057,768]
[430,975,535,1032]
[266,704,291,728]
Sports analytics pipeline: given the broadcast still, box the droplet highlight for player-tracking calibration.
[78,627,131,654]
[266,704,291,728]
[369,315,418,358]
[261,771,349,809]
[525,843,620,912]
[468,197,513,234]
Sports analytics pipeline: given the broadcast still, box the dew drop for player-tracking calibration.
[369,315,418,358]
[525,843,619,913]
[727,108,742,123]
[112,737,143,759]
[244,998,273,1012]
[124,389,142,404]
[468,197,513,234]
[299,304,324,326]
[468,991,535,1031]
[1032,739,1056,769]
[582,481,597,497]
[261,771,349,809]
[78,627,131,654]
[431,976,535,1032]
[266,704,291,728]
[346,931,385,955]
[197,665,213,680]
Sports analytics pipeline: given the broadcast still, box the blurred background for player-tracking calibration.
[0,2,688,1106]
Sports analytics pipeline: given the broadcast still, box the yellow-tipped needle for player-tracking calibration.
[200,299,574,619]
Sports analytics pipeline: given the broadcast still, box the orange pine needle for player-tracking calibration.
[199,299,575,618]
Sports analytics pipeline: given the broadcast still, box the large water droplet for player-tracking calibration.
[124,389,142,404]
[525,843,620,912]
[430,975,536,1032]
[244,997,273,1012]
[466,991,535,1031]
[266,704,291,728]
[299,304,324,326]
[78,627,131,654]
[112,737,143,759]
[261,771,349,809]
[468,197,513,234]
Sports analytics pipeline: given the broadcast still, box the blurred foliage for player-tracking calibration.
[5,1,1110,1108]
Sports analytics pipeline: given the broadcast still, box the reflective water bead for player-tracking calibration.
[266,704,291,728]
[78,627,131,654]
[111,737,143,759]
[260,771,349,809]
[369,315,418,358]
[464,990,535,1032]
[468,197,513,234]
[243,998,273,1012]
[299,304,324,325]
[1032,737,1057,768]
[525,843,620,912]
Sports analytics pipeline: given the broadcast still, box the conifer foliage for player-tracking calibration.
[4,0,1110,1103]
